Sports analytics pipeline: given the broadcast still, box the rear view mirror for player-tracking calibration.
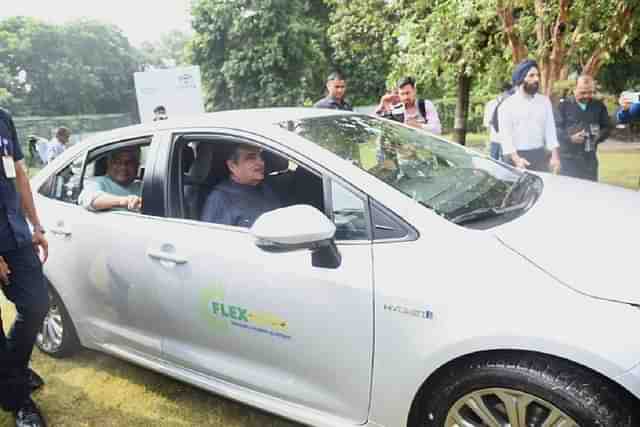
[251,205,341,268]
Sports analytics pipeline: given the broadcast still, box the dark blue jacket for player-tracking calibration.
[200,179,281,228]
[617,102,640,124]
[0,108,31,252]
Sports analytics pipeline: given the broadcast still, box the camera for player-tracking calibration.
[379,103,405,123]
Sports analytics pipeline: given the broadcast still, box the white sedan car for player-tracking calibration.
[32,108,640,427]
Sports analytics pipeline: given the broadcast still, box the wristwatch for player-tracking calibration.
[33,224,46,234]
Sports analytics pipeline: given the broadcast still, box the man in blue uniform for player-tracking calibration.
[313,72,353,111]
[0,107,49,427]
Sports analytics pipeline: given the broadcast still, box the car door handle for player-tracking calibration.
[50,226,72,237]
[146,249,188,265]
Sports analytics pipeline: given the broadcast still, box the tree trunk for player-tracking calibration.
[497,2,527,64]
[453,73,472,146]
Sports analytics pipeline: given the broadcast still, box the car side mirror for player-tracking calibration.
[250,205,341,269]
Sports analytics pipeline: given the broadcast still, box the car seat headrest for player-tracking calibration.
[186,143,215,183]
[263,150,289,174]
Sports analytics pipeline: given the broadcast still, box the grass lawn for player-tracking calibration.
[599,151,640,190]
[0,299,300,427]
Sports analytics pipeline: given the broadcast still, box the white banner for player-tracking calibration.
[134,66,205,123]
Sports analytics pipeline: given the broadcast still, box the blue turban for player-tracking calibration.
[512,59,539,86]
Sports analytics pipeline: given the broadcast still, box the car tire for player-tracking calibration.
[35,285,80,358]
[411,351,640,427]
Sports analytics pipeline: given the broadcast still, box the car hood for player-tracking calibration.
[493,173,640,304]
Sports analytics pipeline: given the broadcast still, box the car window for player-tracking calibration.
[176,138,323,224]
[331,180,370,241]
[76,140,151,212]
[40,156,84,204]
[283,115,534,225]
[172,137,371,241]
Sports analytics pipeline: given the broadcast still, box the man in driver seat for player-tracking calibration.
[201,144,281,227]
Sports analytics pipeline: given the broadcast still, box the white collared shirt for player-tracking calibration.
[483,98,499,142]
[498,90,559,155]
[46,139,65,163]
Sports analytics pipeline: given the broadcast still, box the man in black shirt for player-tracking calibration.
[556,75,610,181]
[314,72,353,111]
[0,108,49,427]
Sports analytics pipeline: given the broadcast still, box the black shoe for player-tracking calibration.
[14,398,47,427]
[26,369,44,392]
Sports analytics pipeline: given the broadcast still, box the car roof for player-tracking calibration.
[85,107,355,145]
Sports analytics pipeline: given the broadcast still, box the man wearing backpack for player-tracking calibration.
[376,77,442,135]
[498,59,561,173]
[483,82,513,160]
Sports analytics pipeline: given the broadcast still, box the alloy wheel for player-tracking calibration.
[37,301,64,353]
[445,387,579,427]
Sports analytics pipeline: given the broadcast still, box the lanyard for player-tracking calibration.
[1,138,8,156]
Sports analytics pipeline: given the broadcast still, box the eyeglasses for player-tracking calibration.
[110,159,138,167]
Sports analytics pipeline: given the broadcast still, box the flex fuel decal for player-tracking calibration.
[201,286,291,340]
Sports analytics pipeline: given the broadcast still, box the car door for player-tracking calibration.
[36,154,93,308]
[158,133,374,424]
[55,135,179,359]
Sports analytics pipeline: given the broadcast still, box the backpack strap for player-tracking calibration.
[490,90,514,133]
[418,99,427,122]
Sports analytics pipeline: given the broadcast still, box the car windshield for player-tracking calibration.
[282,114,541,223]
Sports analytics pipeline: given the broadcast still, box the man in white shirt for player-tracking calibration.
[483,82,512,160]
[498,60,561,173]
[45,127,70,164]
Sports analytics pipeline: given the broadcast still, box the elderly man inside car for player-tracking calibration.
[78,146,143,211]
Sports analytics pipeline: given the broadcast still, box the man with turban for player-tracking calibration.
[497,59,561,173]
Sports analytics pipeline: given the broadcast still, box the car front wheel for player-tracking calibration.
[36,286,80,358]
[412,352,639,427]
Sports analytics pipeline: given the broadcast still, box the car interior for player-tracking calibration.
[180,139,325,222]
[39,141,149,206]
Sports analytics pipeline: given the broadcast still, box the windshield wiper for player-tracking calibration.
[500,172,530,208]
[450,201,529,225]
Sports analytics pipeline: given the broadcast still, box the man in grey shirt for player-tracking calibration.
[201,144,281,227]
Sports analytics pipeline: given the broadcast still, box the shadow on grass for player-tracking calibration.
[1,299,300,427]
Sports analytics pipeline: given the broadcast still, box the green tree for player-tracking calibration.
[598,33,640,95]
[324,0,400,106]
[392,0,506,144]
[0,17,141,115]
[496,0,640,95]
[140,30,192,70]
[189,0,331,110]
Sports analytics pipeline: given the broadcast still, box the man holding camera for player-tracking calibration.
[375,77,442,135]
[556,75,610,181]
